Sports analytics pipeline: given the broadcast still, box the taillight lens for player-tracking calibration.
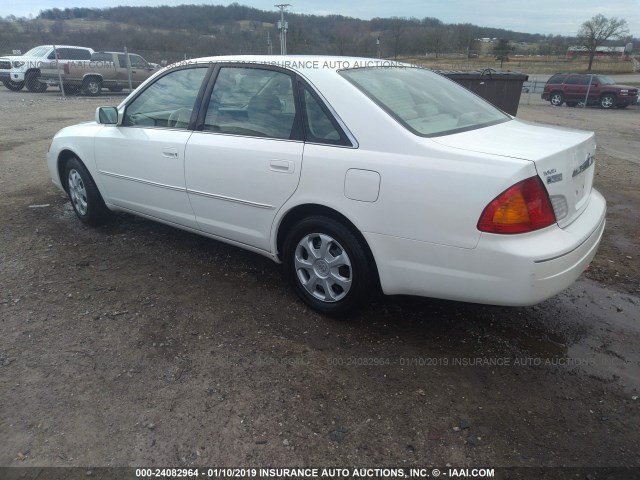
[477,176,556,234]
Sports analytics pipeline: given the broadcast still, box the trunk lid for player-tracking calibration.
[430,118,596,228]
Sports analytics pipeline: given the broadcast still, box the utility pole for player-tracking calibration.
[274,4,291,55]
[267,31,273,55]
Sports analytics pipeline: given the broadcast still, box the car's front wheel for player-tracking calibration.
[62,85,81,95]
[64,157,111,226]
[4,80,25,91]
[283,216,373,315]
[600,94,615,109]
[25,72,47,92]
[549,92,564,106]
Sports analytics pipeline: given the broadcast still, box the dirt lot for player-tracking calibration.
[1,86,639,473]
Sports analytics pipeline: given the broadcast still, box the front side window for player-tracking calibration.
[129,55,149,69]
[203,67,296,139]
[340,67,509,137]
[123,67,207,129]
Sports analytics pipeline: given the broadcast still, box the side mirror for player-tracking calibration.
[96,106,118,125]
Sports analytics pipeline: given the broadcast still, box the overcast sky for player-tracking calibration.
[2,0,639,36]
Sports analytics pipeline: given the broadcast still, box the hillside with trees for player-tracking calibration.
[0,3,575,62]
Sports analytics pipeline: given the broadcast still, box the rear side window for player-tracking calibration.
[203,67,296,140]
[565,76,581,85]
[300,86,350,146]
[547,74,566,84]
[91,52,113,62]
[56,48,92,60]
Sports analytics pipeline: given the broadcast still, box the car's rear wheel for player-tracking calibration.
[549,92,563,106]
[4,80,24,91]
[25,72,47,92]
[82,77,102,96]
[283,216,372,315]
[64,157,111,226]
[600,94,615,109]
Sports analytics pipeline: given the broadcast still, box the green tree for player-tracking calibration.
[493,38,514,68]
[577,14,628,71]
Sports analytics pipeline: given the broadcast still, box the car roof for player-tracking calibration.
[170,54,407,74]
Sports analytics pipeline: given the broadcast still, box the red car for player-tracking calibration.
[542,73,638,109]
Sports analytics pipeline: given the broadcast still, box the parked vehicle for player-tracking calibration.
[542,73,638,108]
[38,51,159,96]
[0,45,94,92]
[47,56,606,314]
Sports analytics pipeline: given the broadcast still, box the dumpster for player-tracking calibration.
[437,69,529,116]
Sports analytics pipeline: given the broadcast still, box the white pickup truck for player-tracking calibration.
[38,51,159,95]
[0,45,94,92]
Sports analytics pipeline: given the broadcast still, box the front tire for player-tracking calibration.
[64,157,111,226]
[4,80,24,91]
[283,216,373,315]
[600,94,615,109]
[62,85,81,95]
[549,92,563,106]
[25,72,47,92]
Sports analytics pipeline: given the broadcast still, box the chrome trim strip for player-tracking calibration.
[98,170,186,192]
[187,189,275,210]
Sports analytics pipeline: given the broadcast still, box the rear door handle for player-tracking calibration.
[162,147,179,159]
[269,159,294,174]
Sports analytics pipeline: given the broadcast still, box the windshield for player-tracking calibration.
[23,46,52,58]
[596,75,615,85]
[339,67,510,137]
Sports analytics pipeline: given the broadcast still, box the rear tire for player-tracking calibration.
[82,77,102,96]
[283,215,373,315]
[64,157,111,226]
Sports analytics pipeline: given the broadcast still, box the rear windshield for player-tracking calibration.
[339,67,510,137]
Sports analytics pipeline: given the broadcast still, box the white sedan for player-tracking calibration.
[47,56,606,314]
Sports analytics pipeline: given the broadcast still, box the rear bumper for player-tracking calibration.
[365,189,606,306]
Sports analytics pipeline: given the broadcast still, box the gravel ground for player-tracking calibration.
[0,85,639,472]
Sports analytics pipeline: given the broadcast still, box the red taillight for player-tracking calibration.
[477,176,556,234]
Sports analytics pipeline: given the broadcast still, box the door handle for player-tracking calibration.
[162,147,179,159]
[269,159,294,174]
